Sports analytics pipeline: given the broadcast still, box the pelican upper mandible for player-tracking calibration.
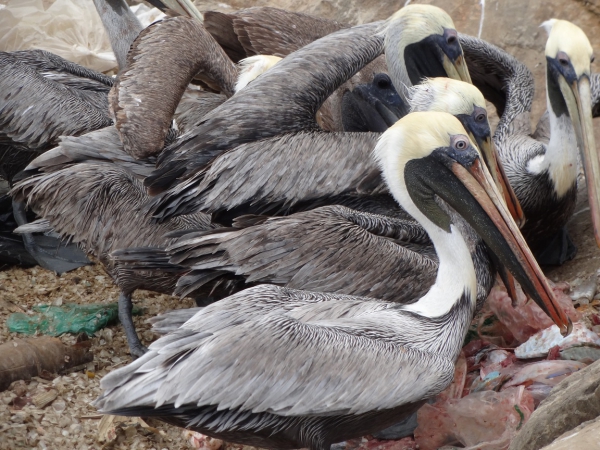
[497,19,598,264]
[95,112,570,450]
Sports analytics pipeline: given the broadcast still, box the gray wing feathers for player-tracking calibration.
[149,307,204,335]
[13,147,212,260]
[459,34,534,143]
[22,127,155,180]
[0,52,111,149]
[174,90,227,134]
[97,285,454,416]
[169,205,435,301]
[9,49,114,88]
[111,17,237,160]
[151,132,380,219]
[147,21,384,196]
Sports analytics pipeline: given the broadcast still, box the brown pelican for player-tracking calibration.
[111,12,400,161]
[489,20,598,265]
[0,0,147,272]
[94,112,570,450]
[146,5,473,219]
[0,50,114,272]
[11,127,229,357]
[117,78,513,313]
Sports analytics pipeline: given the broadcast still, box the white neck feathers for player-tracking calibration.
[402,223,477,317]
[528,101,578,198]
[374,132,477,318]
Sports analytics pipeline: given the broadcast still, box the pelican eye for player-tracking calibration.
[557,51,570,66]
[452,136,469,151]
[374,74,392,89]
[475,112,486,122]
[591,55,595,63]
[444,28,459,46]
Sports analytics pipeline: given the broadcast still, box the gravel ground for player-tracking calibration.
[0,262,205,450]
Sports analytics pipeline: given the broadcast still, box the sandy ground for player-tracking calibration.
[0,263,202,450]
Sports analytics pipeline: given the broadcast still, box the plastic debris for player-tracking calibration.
[515,322,600,359]
[0,0,164,73]
[414,386,534,450]
[184,431,224,450]
[486,282,580,344]
[569,276,597,305]
[504,360,586,389]
[7,303,141,336]
[333,436,417,450]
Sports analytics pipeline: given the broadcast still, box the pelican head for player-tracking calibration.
[234,55,282,93]
[383,5,472,99]
[341,73,406,132]
[409,78,524,225]
[375,111,570,334]
[542,19,600,246]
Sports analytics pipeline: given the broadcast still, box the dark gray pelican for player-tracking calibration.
[0,0,145,272]
[0,49,114,272]
[489,20,598,265]
[94,112,570,450]
[11,127,231,357]
[146,4,473,219]
[116,78,514,311]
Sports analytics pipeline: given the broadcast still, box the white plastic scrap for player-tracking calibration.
[515,322,600,359]
[0,0,164,73]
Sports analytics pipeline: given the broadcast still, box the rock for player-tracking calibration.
[540,416,600,450]
[508,358,600,450]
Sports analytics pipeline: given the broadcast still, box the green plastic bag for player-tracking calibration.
[7,303,140,336]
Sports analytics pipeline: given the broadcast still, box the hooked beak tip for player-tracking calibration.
[561,318,573,337]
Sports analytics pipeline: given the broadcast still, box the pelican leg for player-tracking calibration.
[534,226,577,266]
[118,291,148,358]
[11,199,90,274]
[372,412,418,440]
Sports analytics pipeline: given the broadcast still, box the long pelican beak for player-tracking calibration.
[469,133,525,227]
[442,54,472,84]
[425,150,571,335]
[559,75,600,247]
[456,159,571,334]
[464,132,524,303]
